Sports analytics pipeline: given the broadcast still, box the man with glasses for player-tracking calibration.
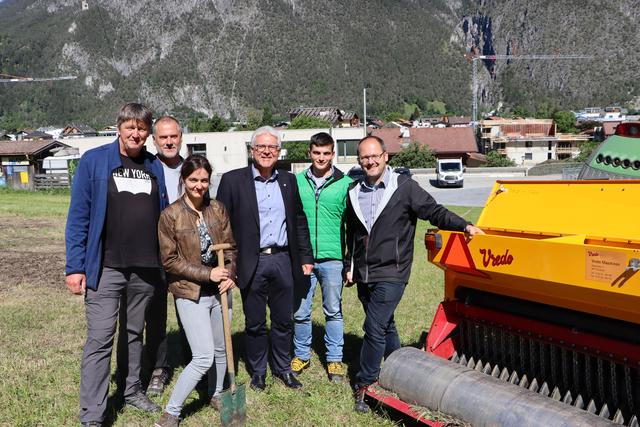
[344,135,484,413]
[216,126,313,391]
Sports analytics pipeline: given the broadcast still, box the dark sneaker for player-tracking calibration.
[154,411,180,427]
[125,390,161,413]
[327,362,345,383]
[147,368,170,396]
[353,383,370,413]
[290,357,310,375]
[81,423,102,427]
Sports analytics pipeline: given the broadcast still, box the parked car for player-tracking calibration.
[436,158,464,188]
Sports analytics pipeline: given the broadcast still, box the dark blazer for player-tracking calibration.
[216,165,314,290]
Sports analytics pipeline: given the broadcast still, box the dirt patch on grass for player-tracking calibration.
[0,215,66,291]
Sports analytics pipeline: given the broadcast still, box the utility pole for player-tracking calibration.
[468,54,593,128]
[363,87,367,138]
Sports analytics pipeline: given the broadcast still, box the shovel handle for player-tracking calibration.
[217,248,237,393]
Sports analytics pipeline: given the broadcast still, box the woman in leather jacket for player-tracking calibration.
[155,155,237,426]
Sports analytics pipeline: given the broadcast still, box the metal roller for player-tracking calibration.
[379,347,619,427]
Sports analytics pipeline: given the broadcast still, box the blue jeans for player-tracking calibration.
[293,260,344,362]
[356,281,406,385]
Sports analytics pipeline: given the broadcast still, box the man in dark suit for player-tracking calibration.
[216,126,314,391]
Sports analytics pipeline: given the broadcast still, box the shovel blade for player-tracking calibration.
[219,383,246,427]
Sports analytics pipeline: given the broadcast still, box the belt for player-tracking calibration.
[259,246,289,255]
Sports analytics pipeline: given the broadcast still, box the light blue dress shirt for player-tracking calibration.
[357,167,390,232]
[252,164,288,248]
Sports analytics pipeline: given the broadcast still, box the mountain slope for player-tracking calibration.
[0,0,637,126]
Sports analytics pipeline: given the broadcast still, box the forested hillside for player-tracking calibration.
[0,0,638,127]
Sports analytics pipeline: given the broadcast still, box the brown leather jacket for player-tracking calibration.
[158,196,237,301]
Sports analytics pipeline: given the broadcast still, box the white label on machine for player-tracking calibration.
[585,250,627,283]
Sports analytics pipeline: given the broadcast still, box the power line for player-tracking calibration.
[0,73,77,83]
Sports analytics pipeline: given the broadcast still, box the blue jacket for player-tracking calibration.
[65,140,169,290]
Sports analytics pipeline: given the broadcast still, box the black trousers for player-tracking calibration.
[144,279,169,369]
[241,252,295,376]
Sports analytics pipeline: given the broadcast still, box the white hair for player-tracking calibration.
[251,126,281,147]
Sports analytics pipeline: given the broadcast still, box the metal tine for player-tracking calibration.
[474,324,481,360]
[572,350,580,397]
[519,374,529,389]
[482,324,489,361]
[508,371,520,385]
[528,377,539,393]
[499,329,507,369]
[550,344,558,386]
[623,365,633,414]
[550,386,562,401]
[597,357,605,404]
[540,341,548,382]
[467,357,476,369]
[466,320,474,355]
[562,390,573,405]
[573,394,585,409]
[491,365,501,378]
[451,351,460,363]
[560,347,569,391]
[459,354,468,366]
[529,338,537,381]
[598,403,610,419]
[585,354,593,399]
[612,408,624,425]
[499,367,510,381]
[539,381,550,397]
[519,336,527,375]
[586,399,598,414]
[508,333,517,373]
[610,360,618,408]
[482,362,493,375]
[629,415,639,427]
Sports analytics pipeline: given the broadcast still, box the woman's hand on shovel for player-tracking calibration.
[218,278,235,294]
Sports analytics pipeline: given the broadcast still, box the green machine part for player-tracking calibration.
[579,122,640,179]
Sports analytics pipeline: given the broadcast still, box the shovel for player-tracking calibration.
[212,243,246,427]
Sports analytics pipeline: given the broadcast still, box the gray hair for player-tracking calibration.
[153,115,182,136]
[116,103,153,130]
[251,126,281,147]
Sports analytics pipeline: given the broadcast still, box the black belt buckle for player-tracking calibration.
[260,246,287,255]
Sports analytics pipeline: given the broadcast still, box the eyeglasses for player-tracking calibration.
[358,152,385,163]
[253,144,281,153]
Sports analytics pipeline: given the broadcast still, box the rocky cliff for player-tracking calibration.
[0,0,637,125]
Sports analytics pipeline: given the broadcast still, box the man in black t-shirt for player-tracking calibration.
[65,103,169,426]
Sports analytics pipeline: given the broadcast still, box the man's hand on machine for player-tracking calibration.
[465,224,485,237]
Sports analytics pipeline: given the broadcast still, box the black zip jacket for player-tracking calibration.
[344,171,469,284]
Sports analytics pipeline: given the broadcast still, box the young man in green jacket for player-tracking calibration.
[292,132,352,382]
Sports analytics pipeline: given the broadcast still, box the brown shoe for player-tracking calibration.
[147,368,171,396]
[210,395,221,411]
[154,412,180,427]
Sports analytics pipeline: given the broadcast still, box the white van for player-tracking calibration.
[436,158,464,188]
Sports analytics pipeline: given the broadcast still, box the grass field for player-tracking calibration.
[0,189,481,426]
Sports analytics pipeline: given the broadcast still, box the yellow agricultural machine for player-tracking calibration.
[367,180,640,426]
